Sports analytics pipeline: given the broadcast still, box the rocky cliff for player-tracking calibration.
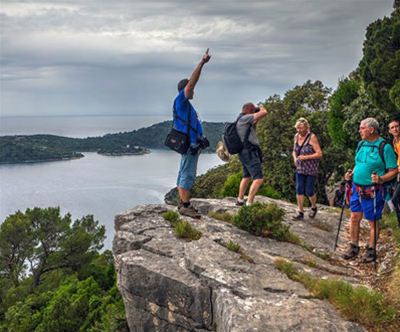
[113,197,367,332]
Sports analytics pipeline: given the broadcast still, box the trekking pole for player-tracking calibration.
[372,171,378,270]
[334,181,349,251]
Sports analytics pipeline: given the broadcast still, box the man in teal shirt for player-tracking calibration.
[344,118,398,263]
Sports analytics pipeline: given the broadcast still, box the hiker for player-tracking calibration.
[174,49,211,218]
[388,119,400,224]
[236,103,268,206]
[292,117,322,220]
[343,117,398,262]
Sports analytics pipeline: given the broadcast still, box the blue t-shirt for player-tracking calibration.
[353,137,397,185]
[173,90,203,144]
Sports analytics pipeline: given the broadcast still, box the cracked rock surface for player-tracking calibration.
[113,197,365,332]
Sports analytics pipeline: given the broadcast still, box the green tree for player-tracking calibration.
[358,5,400,116]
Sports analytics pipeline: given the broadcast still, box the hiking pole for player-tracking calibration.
[372,171,378,270]
[334,180,349,251]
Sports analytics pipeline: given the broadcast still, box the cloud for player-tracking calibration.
[0,0,395,117]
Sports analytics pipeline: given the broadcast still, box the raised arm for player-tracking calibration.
[184,49,211,99]
[252,105,268,124]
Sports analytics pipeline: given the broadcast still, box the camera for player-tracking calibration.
[189,136,210,155]
[198,136,210,149]
[254,107,260,113]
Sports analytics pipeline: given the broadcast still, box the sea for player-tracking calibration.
[0,115,225,249]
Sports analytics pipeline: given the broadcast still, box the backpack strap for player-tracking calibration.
[236,114,253,146]
[172,100,199,137]
[378,140,387,170]
[295,133,312,157]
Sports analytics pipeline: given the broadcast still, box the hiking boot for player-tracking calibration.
[178,205,201,219]
[362,247,376,263]
[309,207,318,219]
[292,211,304,220]
[343,243,360,260]
[236,198,245,206]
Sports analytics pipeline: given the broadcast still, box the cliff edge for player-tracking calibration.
[113,197,366,332]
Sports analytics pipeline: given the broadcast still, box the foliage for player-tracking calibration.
[226,240,241,253]
[274,259,398,328]
[173,221,202,241]
[233,202,289,240]
[327,78,360,148]
[0,208,127,331]
[358,5,400,116]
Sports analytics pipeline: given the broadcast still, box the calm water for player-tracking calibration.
[0,116,224,248]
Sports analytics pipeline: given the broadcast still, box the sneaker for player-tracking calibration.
[292,211,304,220]
[309,207,318,219]
[343,243,360,260]
[362,247,376,263]
[236,198,245,206]
[178,205,201,219]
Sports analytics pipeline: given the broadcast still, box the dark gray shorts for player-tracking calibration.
[239,148,263,180]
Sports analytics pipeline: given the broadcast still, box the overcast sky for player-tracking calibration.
[0,0,394,119]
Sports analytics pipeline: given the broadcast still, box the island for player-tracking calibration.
[0,121,225,164]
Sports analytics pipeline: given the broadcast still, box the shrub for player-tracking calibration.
[233,202,287,239]
[226,240,240,253]
[257,185,282,199]
[221,172,242,197]
[161,210,180,224]
[173,221,202,241]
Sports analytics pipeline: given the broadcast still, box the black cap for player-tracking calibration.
[177,79,189,91]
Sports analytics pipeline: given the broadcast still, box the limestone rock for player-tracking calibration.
[113,197,365,332]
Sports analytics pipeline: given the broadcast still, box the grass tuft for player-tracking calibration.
[173,220,202,241]
[208,211,233,223]
[274,259,398,328]
[226,240,240,253]
[161,210,180,224]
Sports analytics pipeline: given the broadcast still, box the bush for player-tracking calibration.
[173,221,202,241]
[257,185,282,199]
[221,172,242,197]
[233,202,287,239]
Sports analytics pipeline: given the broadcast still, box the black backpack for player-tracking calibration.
[223,116,252,155]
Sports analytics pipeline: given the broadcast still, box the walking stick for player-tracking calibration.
[372,172,378,270]
[334,181,349,251]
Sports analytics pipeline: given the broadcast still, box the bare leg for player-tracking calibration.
[238,177,251,200]
[296,194,305,212]
[349,212,363,244]
[248,178,264,203]
[309,194,317,208]
[178,186,190,203]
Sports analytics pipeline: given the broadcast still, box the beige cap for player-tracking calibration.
[216,141,230,162]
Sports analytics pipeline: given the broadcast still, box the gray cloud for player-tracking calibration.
[0,0,395,118]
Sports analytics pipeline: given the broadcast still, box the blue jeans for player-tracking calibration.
[176,151,200,190]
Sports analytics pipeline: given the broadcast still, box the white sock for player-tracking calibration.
[237,197,245,203]
[246,201,252,206]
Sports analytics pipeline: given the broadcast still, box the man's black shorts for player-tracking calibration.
[239,147,263,179]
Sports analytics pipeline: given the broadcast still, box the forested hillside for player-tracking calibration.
[0,121,225,163]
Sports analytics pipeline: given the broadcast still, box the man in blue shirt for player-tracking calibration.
[343,118,398,263]
[174,49,211,218]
